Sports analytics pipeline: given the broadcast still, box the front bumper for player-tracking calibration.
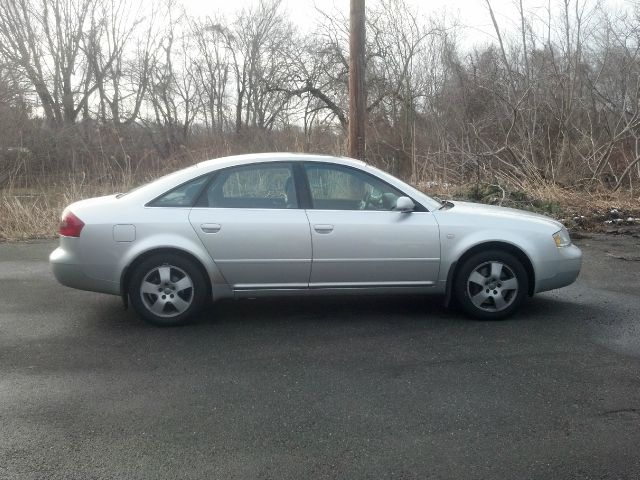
[50,243,119,295]
[535,243,582,293]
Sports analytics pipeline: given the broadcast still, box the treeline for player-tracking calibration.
[0,0,639,192]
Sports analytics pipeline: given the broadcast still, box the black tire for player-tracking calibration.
[128,253,208,327]
[453,250,528,320]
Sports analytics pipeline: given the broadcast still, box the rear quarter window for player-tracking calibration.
[147,174,210,207]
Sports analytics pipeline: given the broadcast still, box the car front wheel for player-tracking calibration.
[454,250,529,320]
[129,253,207,326]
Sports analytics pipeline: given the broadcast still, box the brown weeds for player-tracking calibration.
[2,152,639,242]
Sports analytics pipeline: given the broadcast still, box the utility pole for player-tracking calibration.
[349,0,366,160]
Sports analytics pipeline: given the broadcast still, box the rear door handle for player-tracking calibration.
[201,223,221,234]
[313,224,334,233]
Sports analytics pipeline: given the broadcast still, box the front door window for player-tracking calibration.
[305,164,403,211]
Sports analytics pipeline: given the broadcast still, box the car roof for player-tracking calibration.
[123,153,370,203]
[196,152,367,171]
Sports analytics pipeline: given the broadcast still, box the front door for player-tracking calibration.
[302,163,440,287]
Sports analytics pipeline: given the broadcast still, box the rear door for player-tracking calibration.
[189,162,312,289]
[303,162,440,287]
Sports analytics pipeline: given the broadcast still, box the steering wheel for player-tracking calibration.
[361,190,383,210]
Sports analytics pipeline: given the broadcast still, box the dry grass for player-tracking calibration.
[1,194,60,240]
[2,172,639,242]
[0,180,138,241]
[0,161,181,241]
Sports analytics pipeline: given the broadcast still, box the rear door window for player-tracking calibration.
[200,163,297,209]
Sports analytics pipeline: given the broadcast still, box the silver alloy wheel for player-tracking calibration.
[139,264,194,318]
[466,261,519,312]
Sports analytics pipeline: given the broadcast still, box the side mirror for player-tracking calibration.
[394,196,415,213]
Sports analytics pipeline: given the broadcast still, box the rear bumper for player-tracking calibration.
[535,243,582,293]
[50,244,119,295]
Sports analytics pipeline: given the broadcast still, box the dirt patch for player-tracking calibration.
[420,182,640,238]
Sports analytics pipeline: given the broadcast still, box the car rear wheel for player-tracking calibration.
[454,250,528,320]
[129,253,207,326]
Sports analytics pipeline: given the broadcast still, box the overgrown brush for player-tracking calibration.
[2,171,639,242]
[0,174,144,241]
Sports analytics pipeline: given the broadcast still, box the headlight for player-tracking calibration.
[553,228,571,247]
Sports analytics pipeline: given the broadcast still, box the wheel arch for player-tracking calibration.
[444,241,536,306]
[120,247,213,304]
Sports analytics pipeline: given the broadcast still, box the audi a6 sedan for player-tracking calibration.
[50,153,582,326]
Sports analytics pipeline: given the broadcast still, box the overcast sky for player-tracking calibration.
[180,0,516,40]
[180,0,633,46]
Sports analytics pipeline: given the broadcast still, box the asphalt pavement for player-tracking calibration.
[1,234,639,480]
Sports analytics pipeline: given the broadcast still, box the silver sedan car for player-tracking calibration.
[50,153,582,326]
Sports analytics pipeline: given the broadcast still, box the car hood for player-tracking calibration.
[439,200,563,230]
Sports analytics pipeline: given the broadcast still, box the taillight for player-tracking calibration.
[59,211,85,237]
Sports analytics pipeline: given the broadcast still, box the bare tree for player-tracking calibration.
[0,0,103,127]
[0,0,639,194]
[189,17,232,133]
[143,7,201,154]
[226,0,299,132]
[85,0,161,126]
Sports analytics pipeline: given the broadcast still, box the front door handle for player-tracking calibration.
[201,223,221,234]
[313,224,334,234]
